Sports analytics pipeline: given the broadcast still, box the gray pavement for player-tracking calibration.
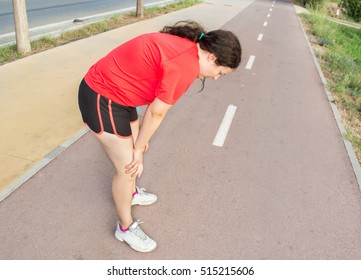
[1,0,361,260]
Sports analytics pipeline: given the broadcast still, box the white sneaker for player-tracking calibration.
[115,220,157,253]
[132,186,157,206]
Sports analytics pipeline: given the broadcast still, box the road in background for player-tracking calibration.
[0,0,178,45]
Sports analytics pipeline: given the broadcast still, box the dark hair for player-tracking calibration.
[160,20,242,69]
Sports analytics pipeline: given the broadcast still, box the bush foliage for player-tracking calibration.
[341,0,361,22]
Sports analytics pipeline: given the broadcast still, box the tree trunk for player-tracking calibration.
[136,0,144,18]
[12,0,31,54]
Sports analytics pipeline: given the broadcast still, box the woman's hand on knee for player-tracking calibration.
[125,149,144,178]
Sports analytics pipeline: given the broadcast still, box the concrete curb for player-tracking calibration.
[328,17,361,29]
[0,127,89,202]
[295,7,361,192]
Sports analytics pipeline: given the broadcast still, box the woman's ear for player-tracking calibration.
[208,53,217,62]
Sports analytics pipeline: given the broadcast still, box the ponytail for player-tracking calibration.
[160,20,205,42]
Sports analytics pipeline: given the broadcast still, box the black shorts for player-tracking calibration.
[78,79,138,138]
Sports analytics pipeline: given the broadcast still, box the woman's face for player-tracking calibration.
[198,52,234,80]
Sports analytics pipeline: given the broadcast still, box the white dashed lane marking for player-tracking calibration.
[245,55,256,69]
[213,105,238,147]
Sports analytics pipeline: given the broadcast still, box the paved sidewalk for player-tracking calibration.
[0,0,253,200]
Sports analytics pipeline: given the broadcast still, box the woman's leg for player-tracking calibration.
[129,118,157,206]
[95,129,157,252]
[95,132,134,229]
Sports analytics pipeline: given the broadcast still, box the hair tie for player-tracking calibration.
[198,33,205,41]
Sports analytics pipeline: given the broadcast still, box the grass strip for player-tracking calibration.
[300,12,361,161]
[0,0,201,65]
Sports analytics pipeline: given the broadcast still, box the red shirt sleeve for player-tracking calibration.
[155,48,199,105]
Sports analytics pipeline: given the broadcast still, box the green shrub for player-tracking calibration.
[341,0,361,22]
[305,0,326,9]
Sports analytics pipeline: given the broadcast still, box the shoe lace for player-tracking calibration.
[132,220,147,240]
[137,187,148,196]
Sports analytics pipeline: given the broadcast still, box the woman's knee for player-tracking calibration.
[114,168,135,183]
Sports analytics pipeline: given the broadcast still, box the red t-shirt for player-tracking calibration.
[84,32,199,107]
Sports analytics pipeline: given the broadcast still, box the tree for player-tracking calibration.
[12,0,31,54]
[341,0,361,22]
[136,0,144,18]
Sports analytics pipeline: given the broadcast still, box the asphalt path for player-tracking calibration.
[1,0,361,260]
[0,0,178,45]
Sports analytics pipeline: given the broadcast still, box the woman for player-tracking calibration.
[78,20,242,253]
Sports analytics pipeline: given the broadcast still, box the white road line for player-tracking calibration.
[213,105,237,147]
[267,13,271,17]
[245,55,256,69]
[270,8,273,11]
[257,33,264,41]
[263,21,268,27]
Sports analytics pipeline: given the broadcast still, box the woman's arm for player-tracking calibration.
[125,97,172,177]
